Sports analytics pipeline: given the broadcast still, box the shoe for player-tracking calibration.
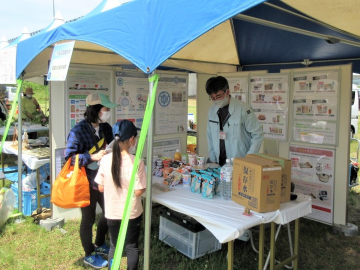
[84,253,108,269]
[95,243,110,255]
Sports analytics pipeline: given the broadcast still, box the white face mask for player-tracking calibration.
[129,138,137,153]
[213,95,229,108]
[26,95,32,99]
[99,111,111,123]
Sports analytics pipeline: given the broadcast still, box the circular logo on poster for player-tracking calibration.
[117,78,124,86]
[121,97,130,107]
[158,91,170,107]
[174,76,179,84]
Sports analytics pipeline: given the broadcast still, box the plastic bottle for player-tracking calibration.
[220,159,233,200]
[23,129,28,144]
[174,149,182,161]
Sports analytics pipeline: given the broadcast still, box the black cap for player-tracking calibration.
[113,120,141,141]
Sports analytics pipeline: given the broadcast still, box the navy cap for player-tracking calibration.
[113,120,141,141]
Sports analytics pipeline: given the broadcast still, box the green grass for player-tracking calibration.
[187,98,197,146]
[1,199,360,270]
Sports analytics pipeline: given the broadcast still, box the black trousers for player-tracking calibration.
[80,187,108,256]
[107,214,142,270]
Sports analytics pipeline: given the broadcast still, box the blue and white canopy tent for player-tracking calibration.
[4,0,360,267]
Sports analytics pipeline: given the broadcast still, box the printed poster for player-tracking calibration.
[223,75,249,103]
[0,45,17,84]
[289,145,335,223]
[115,71,148,129]
[155,73,188,135]
[292,70,339,146]
[65,69,112,136]
[293,121,337,145]
[249,74,289,140]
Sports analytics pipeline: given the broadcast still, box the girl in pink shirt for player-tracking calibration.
[95,120,146,270]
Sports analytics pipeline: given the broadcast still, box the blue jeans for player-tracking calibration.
[107,214,142,270]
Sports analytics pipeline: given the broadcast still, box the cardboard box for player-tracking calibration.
[232,157,282,213]
[247,153,291,203]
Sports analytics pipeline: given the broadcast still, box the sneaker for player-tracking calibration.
[84,253,108,269]
[95,243,110,255]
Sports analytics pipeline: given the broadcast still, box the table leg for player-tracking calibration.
[1,153,4,187]
[36,168,41,210]
[258,224,265,270]
[270,222,276,270]
[294,219,299,270]
[228,240,234,270]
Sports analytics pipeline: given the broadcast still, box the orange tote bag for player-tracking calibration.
[51,154,90,208]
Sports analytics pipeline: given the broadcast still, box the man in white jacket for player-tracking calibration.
[206,76,264,166]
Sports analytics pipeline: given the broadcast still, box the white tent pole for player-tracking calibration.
[143,72,155,269]
[234,14,360,48]
[17,82,23,214]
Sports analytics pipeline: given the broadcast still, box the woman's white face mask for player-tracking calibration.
[129,137,138,153]
[99,111,111,123]
[26,95,32,99]
[213,95,229,108]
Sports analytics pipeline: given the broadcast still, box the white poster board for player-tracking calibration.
[250,74,290,141]
[223,75,249,103]
[291,70,339,146]
[47,41,75,81]
[155,73,188,135]
[114,70,148,128]
[289,145,335,223]
[0,45,17,84]
[65,68,112,136]
[153,137,181,159]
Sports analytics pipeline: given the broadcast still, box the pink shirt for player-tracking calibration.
[95,153,146,220]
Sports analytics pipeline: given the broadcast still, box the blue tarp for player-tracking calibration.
[12,0,360,77]
[15,0,265,78]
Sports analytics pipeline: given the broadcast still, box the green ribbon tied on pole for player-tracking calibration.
[111,73,159,270]
[0,79,23,154]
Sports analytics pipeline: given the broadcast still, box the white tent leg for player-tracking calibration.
[143,72,155,269]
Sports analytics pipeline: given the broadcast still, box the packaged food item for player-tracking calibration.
[174,149,182,161]
[182,172,191,187]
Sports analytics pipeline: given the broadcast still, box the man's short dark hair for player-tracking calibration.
[205,76,229,95]
[84,104,103,123]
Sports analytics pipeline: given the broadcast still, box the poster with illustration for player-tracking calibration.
[155,73,188,135]
[65,69,112,136]
[250,74,289,140]
[292,70,339,146]
[223,76,248,103]
[289,145,335,223]
[114,70,149,129]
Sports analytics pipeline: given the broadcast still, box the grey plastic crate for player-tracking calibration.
[159,216,221,259]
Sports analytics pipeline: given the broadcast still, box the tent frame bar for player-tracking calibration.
[241,57,360,69]
[234,14,360,48]
[263,2,360,41]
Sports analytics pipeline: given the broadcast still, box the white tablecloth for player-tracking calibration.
[151,177,311,243]
[1,141,50,170]
[0,124,49,136]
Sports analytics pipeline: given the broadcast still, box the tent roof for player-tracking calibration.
[13,0,360,79]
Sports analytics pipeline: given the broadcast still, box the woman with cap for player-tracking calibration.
[65,92,117,269]
[21,87,41,139]
[21,87,41,120]
[95,120,146,270]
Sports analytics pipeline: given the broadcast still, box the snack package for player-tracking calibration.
[202,176,215,199]
[191,174,202,193]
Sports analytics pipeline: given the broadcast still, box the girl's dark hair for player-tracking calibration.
[111,136,122,188]
[84,104,103,123]
[205,76,229,95]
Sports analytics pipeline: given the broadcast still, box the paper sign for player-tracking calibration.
[47,41,75,81]
[0,45,17,84]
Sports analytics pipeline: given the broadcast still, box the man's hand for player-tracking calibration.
[90,150,106,161]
